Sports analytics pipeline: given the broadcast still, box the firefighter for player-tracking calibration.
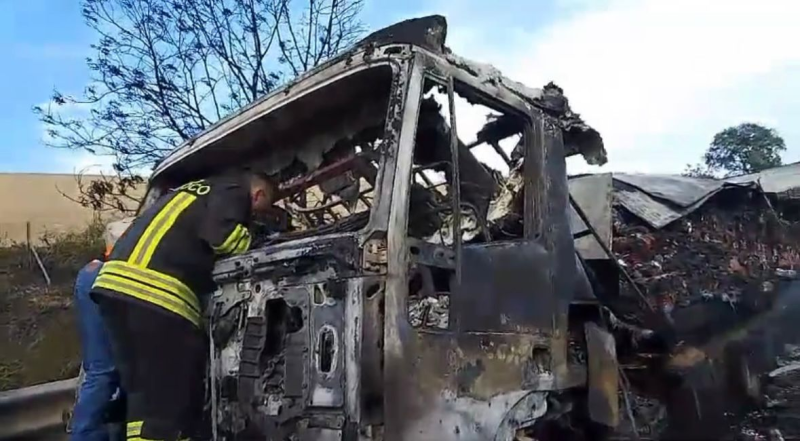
[91,170,278,441]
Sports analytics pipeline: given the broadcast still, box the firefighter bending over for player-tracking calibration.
[91,170,278,440]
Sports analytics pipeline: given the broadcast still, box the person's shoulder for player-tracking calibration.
[78,259,103,278]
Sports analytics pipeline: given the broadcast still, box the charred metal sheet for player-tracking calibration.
[726,161,800,195]
[285,287,312,399]
[569,173,612,260]
[213,233,360,283]
[615,172,726,208]
[541,119,577,307]
[358,278,385,424]
[572,253,596,302]
[407,238,456,269]
[495,391,549,440]
[407,389,548,441]
[208,279,252,320]
[613,173,726,228]
[358,15,447,54]
[523,114,545,240]
[385,331,552,440]
[455,240,555,332]
[585,322,619,428]
[539,119,582,383]
[308,283,346,408]
[299,427,343,441]
[344,278,365,424]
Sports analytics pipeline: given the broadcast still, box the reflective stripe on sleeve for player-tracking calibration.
[212,224,248,255]
[231,228,252,255]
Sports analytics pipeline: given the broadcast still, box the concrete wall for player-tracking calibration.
[0,173,144,245]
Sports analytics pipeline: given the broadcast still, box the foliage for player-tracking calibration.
[35,0,365,209]
[685,123,786,178]
[61,172,145,214]
[38,219,106,279]
[681,163,715,179]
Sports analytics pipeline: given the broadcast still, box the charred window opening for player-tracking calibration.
[170,65,396,248]
[313,284,325,305]
[407,77,529,245]
[408,79,461,244]
[365,280,384,299]
[269,140,380,240]
[408,264,452,330]
[263,299,304,358]
[530,345,552,375]
[452,87,524,177]
[452,84,528,242]
[317,327,337,374]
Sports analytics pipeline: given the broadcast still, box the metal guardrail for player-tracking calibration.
[0,377,78,439]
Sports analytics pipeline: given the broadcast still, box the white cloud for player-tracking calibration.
[433,0,800,173]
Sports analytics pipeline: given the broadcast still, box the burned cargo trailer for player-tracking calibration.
[140,16,611,441]
[602,173,800,440]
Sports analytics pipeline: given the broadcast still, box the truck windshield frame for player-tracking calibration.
[142,62,403,247]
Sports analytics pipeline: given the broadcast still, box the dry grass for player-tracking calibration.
[0,221,103,391]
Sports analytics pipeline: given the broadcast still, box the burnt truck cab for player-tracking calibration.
[142,16,612,441]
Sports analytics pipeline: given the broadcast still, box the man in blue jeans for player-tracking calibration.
[71,219,131,441]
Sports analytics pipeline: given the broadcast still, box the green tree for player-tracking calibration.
[686,123,786,178]
[35,0,364,212]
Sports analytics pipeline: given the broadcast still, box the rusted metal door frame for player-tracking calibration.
[383,56,425,439]
[380,58,561,440]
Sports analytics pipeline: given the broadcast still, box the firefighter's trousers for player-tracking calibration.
[95,293,207,441]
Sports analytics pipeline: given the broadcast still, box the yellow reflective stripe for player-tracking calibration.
[213,224,246,255]
[126,420,188,440]
[101,261,199,313]
[128,193,187,265]
[129,192,196,267]
[139,193,196,267]
[128,436,191,441]
[95,274,201,327]
[232,230,251,255]
[127,421,143,436]
[95,274,200,327]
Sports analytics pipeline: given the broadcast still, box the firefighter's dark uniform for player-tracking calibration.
[91,176,253,441]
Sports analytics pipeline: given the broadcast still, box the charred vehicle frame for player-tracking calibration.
[139,16,614,441]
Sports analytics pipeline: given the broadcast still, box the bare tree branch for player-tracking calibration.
[37,0,364,211]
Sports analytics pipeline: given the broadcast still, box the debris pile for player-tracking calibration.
[613,191,800,333]
[609,185,800,440]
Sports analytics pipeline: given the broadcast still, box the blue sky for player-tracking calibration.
[1,0,798,174]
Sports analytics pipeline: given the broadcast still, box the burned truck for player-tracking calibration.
[140,16,612,441]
